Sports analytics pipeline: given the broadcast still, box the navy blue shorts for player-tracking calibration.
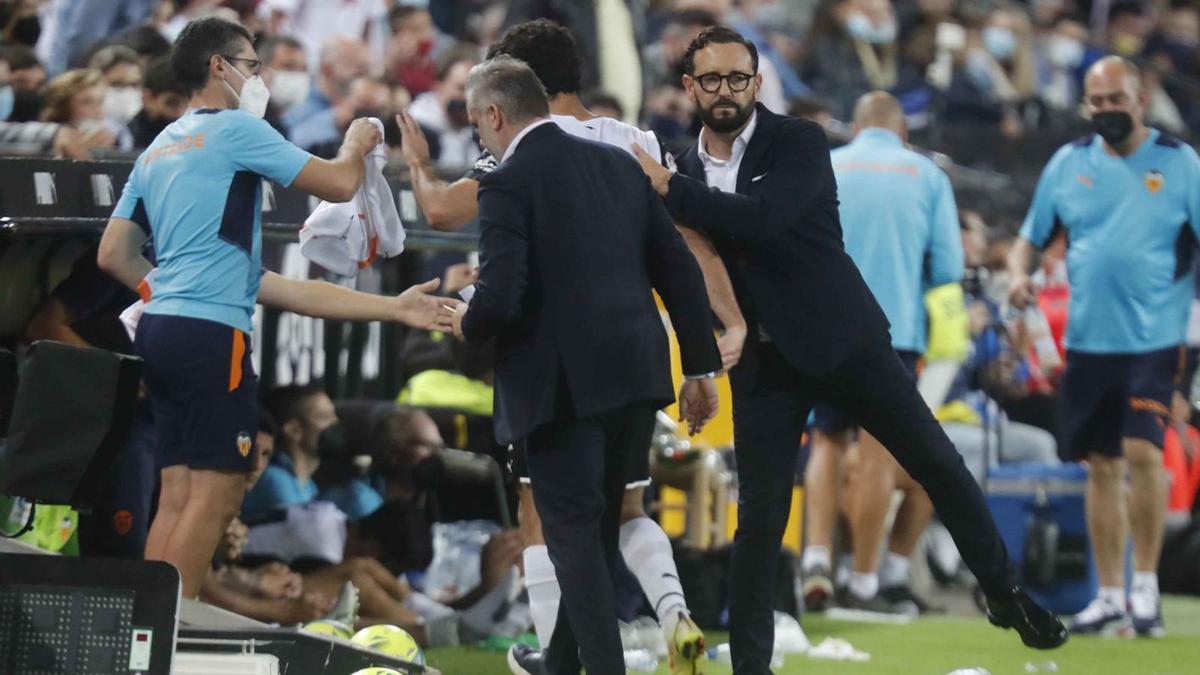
[1061,346,1184,459]
[135,314,257,472]
[809,349,921,435]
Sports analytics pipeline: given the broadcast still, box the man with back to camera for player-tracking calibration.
[1008,56,1200,638]
[802,91,963,614]
[96,17,451,600]
[445,56,722,675]
[394,19,745,674]
[631,26,1066,673]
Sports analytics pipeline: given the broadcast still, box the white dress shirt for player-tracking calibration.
[697,111,758,193]
[501,118,555,162]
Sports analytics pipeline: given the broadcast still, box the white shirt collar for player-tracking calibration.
[697,110,758,166]
[501,117,555,162]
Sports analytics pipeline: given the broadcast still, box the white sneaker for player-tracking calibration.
[1070,596,1132,637]
[1130,589,1166,638]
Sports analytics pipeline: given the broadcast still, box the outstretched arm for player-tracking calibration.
[258,272,452,332]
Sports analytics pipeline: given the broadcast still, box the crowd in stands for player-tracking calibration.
[4,0,1200,162]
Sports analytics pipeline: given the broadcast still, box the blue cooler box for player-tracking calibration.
[986,463,1097,615]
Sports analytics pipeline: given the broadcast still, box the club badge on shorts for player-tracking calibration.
[236,431,252,457]
[1145,169,1164,194]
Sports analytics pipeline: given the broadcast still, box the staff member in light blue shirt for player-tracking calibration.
[1009,56,1200,638]
[801,91,964,614]
[97,17,450,599]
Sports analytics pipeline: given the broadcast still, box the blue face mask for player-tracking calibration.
[0,85,13,122]
[983,26,1018,61]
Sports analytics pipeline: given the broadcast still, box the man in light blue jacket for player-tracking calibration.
[801,91,964,614]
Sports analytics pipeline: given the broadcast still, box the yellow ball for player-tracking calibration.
[351,624,424,665]
[301,619,354,640]
[350,669,401,675]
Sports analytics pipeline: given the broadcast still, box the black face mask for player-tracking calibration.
[12,16,40,46]
[1092,110,1134,146]
[316,423,347,459]
[411,454,445,491]
[446,98,469,128]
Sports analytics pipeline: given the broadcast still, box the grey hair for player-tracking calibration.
[465,55,550,123]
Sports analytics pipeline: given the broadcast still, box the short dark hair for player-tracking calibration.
[143,56,187,96]
[485,19,582,96]
[121,24,172,60]
[580,89,624,119]
[682,26,758,76]
[668,9,719,30]
[466,56,550,122]
[257,409,279,438]
[258,35,304,66]
[388,5,425,33]
[88,44,140,74]
[170,17,254,94]
[263,384,325,428]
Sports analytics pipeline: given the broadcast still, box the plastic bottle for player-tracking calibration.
[624,649,659,672]
[707,643,783,668]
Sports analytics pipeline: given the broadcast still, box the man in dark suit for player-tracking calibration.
[447,56,722,675]
[631,27,1068,673]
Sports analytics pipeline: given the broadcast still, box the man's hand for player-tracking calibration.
[480,530,523,592]
[392,278,455,331]
[344,117,383,156]
[631,144,672,196]
[254,562,304,600]
[718,324,747,372]
[678,377,719,435]
[442,262,477,295]
[1008,273,1036,309]
[444,299,468,340]
[396,110,433,167]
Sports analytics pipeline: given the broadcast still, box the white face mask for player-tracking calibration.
[1046,34,1084,70]
[222,58,270,118]
[104,87,143,124]
[270,70,310,110]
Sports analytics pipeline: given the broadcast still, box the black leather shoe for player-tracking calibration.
[985,586,1069,650]
[507,643,546,675]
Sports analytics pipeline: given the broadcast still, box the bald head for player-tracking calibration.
[1085,56,1141,97]
[852,91,906,137]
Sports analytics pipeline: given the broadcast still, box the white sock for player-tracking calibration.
[1133,572,1159,596]
[523,545,560,648]
[619,517,688,636]
[1099,585,1126,608]
[849,572,879,600]
[878,552,910,588]
[801,545,831,572]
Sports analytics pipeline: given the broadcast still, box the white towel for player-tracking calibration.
[299,118,406,277]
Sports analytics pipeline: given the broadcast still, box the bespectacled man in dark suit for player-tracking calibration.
[631,26,1068,674]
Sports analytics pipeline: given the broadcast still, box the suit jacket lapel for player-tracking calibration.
[735,103,774,194]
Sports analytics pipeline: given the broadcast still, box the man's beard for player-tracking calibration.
[698,97,754,133]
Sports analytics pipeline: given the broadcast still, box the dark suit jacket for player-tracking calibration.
[462,122,721,445]
[666,104,891,377]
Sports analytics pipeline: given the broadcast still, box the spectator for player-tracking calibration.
[88,45,144,126]
[8,43,44,92]
[728,0,809,106]
[37,0,156,76]
[1036,15,1093,113]
[243,384,339,518]
[260,35,310,114]
[257,0,389,69]
[642,8,718,93]
[304,75,393,157]
[944,5,1037,138]
[580,89,624,121]
[126,56,188,149]
[385,3,441,97]
[801,0,901,120]
[40,67,132,150]
[406,54,477,171]
[282,36,371,149]
[117,23,172,69]
[1106,1,1155,59]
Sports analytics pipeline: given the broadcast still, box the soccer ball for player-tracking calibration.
[301,619,354,640]
[351,624,425,665]
[350,669,401,675]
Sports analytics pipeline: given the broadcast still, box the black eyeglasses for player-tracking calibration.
[223,55,262,74]
[694,71,755,93]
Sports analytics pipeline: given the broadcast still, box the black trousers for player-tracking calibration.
[524,402,658,675]
[728,341,1013,674]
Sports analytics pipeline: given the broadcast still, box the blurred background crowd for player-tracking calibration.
[2,0,1200,164]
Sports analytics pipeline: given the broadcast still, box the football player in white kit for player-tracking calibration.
[395,19,745,675]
